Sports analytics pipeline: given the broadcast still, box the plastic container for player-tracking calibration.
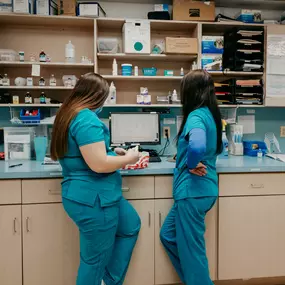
[108,82,116,104]
[243,141,267,157]
[121,64,133,76]
[112,59,118,76]
[34,136,48,162]
[142,67,157,76]
[20,109,42,124]
[62,75,78,87]
[0,49,18,62]
[65,41,75,63]
[97,38,119,54]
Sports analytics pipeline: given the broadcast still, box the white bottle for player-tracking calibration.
[112,59,118,76]
[65,40,75,63]
[2,74,10,86]
[134,66,139,76]
[192,61,197,70]
[172,89,178,102]
[49,74,56,86]
[109,82,116,104]
[180,67,184,76]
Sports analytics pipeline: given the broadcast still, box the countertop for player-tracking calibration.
[0,156,285,179]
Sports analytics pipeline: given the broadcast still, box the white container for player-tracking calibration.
[77,2,105,17]
[49,74,56,86]
[112,59,118,76]
[123,20,151,54]
[134,66,139,76]
[62,75,78,87]
[65,41,75,63]
[97,38,119,54]
[108,82,116,104]
[0,49,18,62]
[27,77,33,86]
[172,89,178,101]
[13,0,31,13]
[0,0,12,12]
[35,0,58,15]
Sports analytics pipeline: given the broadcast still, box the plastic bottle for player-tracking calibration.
[192,61,197,70]
[112,59,118,76]
[172,89,178,102]
[2,74,10,86]
[25,92,32,104]
[109,82,116,104]
[49,74,56,86]
[39,77,45,86]
[180,67,184,76]
[65,40,75,63]
[222,120,229,156]
[39,50,46,62]
[257,149,263,158]
[168,91,172,104]
[134,66,139,76]
[0,74,3,86]
[40,92,46,104]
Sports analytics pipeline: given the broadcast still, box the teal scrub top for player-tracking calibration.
[173,107,218,200]
[59,108,122,207]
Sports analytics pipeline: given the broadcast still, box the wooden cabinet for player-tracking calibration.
[219,196,285,280]
[22,203,79,285]
[0,205,22,285]
[154,199,181,285]
[124,200,155,285]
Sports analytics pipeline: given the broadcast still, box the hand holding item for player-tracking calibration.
[189,162,207,177]
[125,146,140,164]
[114,147,127,156]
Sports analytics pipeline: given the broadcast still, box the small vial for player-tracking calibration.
[2,74,10,86]
[39,50,46,62]
[257,149,263,158]
[180,67,184,76]
[39,77,45,86]
[25,92,32,104]
[49,74,56,86]
[134,66,139,76]
[40,92,46,104]
[19,51,25,62]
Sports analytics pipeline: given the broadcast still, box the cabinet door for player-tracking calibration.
[219,196,285,280]
[155,199,181,285]
[155,199,217,285]
[124,200,155,285]
[0,205,22,285]
[22,203,79,285]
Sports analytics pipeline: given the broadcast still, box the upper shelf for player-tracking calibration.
[0,86,73,90]
[97,53,197,61]
[102,75,183,80]
[0,61,94,68]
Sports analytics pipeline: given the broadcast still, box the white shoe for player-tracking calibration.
[101,281,106,285]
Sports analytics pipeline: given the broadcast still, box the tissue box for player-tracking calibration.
[236,9,262,23]
[123,20,151,54]
[202,36,224,54]
[122,152,150,170]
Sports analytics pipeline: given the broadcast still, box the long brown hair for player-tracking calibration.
[50,72,109,160]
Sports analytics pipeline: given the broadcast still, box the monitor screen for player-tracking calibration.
[110,112,160,145]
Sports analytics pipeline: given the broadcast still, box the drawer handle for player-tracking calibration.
[26,217,30,233]
[48,189,61,195]
[148,212,151,227]
[250,184,264,189]
[122,187,130,192]
[159,212,162,228]
[13,218,17,234]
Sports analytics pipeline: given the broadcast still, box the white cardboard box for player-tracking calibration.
[123,20,151,54]
[13,0,31,13]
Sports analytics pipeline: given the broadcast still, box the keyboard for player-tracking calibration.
[140,148,161,163]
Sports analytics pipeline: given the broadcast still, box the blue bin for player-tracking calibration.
[243,140,267,156]
[20,109,42,124]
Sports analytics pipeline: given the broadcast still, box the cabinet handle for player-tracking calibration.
[159,212,162,228]
[148,212,151,227]
[122,187,130,192]
[250,183,264,189]
[26,217,30,233]
[13,218,17,234]
[48,189,61,195]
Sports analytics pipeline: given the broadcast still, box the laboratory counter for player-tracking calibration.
[0,156,284,179]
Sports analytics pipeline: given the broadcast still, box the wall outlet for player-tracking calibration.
[281,126,285,137]
[163,126,171,139]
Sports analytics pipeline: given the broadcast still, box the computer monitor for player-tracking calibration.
[110,112,160,146]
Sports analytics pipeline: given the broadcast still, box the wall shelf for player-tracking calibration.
[102,75,183,80]
[208,71,264,76]
[0,86,73,90]
[0,61,94,68]
[0,104,61,107]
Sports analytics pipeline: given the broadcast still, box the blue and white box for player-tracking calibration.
[154,4,169,11]
[202,54,223,71]
[35,0,58,15]
[13,0,32,13]
[236,9,262,23]
[202,36,224,54]
[0,0,12,12]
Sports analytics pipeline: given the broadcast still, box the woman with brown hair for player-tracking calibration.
[51,72,141,285]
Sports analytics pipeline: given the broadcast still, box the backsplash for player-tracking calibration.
[1,107,285,156]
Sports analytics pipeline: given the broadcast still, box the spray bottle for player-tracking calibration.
[222,119,229,156]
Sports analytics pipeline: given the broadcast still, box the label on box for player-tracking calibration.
[202,36,224,54]
[13,0,30,13]
[202,55,223,71]
[36,0,49,15]
[189,8,200,17]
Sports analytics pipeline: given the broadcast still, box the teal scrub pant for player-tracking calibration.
[160,197,216,285]
[63,197,141,285]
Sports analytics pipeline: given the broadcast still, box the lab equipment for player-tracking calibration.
[228,124,243,156]
[243,141,267,156]
[4,127,34,161]
[134,66,139,76]
[142,67,157,76]
[65,41,75,63]
[264,132,281,154]
[107,82,116,104]
[77,2,106,17]
[222,120,228,156]
[49,74,56,86]
[34,136,48,162]
[98,38,119,54]
[112,58,118,75]
[39,50,46,62]
[39,77,45,86]
[164,70,174,76]
[109,112,160,145]
[19,51,24,61]
[123,20,151,54]
[2,74,10,86]
[121,64,133,76]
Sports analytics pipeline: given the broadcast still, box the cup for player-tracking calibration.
[34,136,48,162]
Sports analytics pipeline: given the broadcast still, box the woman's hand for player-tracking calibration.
[114,147,127,156]
[189,162,207,177]
[125,147,140,164]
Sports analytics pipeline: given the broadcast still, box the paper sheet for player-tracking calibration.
[237,115,255,134]
[176,116,183,134]
[266,74,285,97]
[267,35,285,57]
[32,64,40,77]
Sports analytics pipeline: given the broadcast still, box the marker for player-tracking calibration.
[9,163,23,168]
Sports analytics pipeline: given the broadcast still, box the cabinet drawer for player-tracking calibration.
[22,179,62,204]
[0,180,21,205]
[219,173,285,196]
[155,176,173,198]
[122,176,154,199]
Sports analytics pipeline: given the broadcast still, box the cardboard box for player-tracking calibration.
[59,0,76,15]
[173,0,215,22]
[236,9,262,23]
[202,36,224,54]
[201,54,222,71]
[166,37,198,54]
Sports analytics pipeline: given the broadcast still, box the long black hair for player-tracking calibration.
[177,69,223,154]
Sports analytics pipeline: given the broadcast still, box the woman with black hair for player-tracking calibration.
[160,70,222,285]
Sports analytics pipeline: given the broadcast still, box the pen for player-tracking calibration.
[9,163,23,168]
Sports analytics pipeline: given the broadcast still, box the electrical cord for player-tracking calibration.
[158,133,170,156]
